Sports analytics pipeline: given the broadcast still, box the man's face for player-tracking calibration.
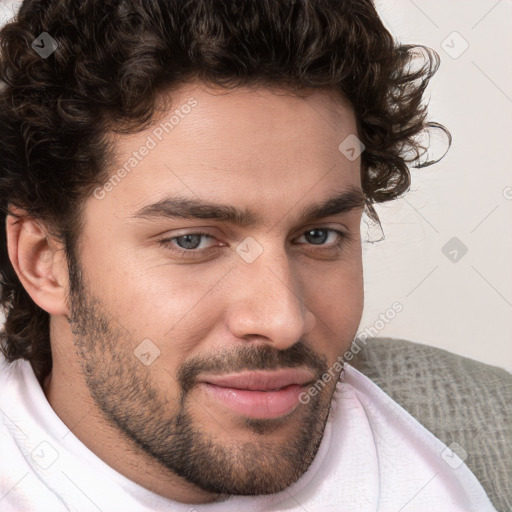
[67,82,365,497]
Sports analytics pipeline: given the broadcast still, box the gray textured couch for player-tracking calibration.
[350,337,512,512]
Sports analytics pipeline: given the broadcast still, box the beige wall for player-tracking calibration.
[360,0,512,372]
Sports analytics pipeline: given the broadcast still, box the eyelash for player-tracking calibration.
[158,228,350,259]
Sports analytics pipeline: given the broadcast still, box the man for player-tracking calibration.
[0,1,497,510]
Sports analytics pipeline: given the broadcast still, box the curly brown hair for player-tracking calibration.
[0,0,449,379]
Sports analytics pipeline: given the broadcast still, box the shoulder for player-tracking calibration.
[350,337,512,512]
[0,351,22,396]
[0,352,37,415]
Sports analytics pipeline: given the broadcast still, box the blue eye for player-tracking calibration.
[170,233,213,250]
[297,228,347,246]
[159,231,217,257]
[158,228,349,259]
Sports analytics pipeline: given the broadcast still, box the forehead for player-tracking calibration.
[94,82,362,224]
[110,80,358,160]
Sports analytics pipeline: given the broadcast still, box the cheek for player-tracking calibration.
[303,257,364,357]
[89,256,231,363]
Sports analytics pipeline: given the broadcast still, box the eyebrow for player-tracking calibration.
[132,186,366,227]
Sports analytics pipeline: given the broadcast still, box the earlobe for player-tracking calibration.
[6,209,70,317]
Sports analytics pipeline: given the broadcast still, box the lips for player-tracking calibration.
[202,368,314,390]
[198,369,315,419]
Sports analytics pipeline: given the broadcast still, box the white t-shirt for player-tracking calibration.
[0,354,497,512]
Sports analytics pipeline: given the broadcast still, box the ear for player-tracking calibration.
[6,207,70,316]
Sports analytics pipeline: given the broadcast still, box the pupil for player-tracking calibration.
[307,229,327,245]
[179,235,201,249]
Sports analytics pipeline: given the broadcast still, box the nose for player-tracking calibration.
[227,247,317,350]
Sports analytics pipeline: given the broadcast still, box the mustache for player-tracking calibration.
[177,341,329,395]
